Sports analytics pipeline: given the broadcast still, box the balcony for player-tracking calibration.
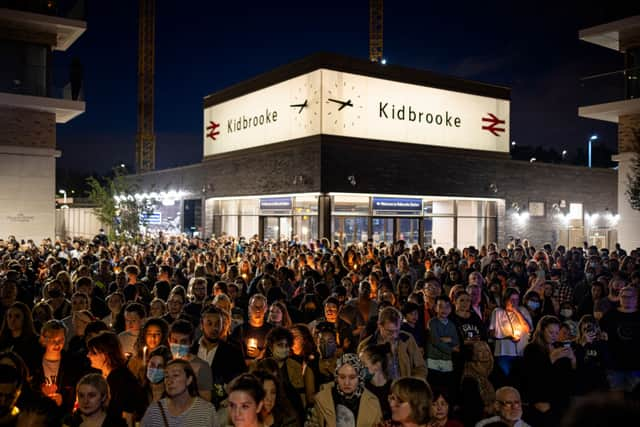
[0,65,84,123]
[0,0,86,51]
[578,66,640,123]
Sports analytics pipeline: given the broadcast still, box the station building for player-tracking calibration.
[132,53,617,250]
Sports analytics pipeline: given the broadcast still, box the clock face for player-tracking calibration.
[291,81,320,131]
[324,74,365,132]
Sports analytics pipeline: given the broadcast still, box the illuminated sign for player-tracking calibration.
[260,197,292,210]
[372,197,422,215]
[203,69,509,156]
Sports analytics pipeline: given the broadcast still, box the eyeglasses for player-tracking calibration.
[497,400,521,408]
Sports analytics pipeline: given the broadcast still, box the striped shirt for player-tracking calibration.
[141,397,218,427]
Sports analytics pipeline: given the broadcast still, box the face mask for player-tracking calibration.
[527,301,540,311]
[363,367,374,382]
[318,341,337,359]
[560,309,573,318]
[590,262,597,269]
[585,273,594,282]
[433,266,442,276]
[272,346,289,361]
[48,289,62,298]
[146,367,164,384]
[170,343,190,359]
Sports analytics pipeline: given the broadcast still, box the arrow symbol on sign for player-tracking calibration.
[206,121,220,140]
[481,113,505,136]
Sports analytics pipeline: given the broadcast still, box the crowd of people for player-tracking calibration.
[0,233,639,427]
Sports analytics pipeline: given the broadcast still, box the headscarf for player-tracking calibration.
[334,353,365,399]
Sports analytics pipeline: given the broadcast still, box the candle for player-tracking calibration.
[242,273,248,280]
[247,338,258,355]
[353,264,358,270]
[143,346,148,365]
[513,328,521,340]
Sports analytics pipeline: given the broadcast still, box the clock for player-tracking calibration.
[323,71,365,132]
[290,80,320,132]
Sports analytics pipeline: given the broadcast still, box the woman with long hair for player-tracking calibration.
[307,353,383,427]
[521,315,576,426]
[143,345,173,403]
[141,359,217,427]
[87,331,146,427]
[359,343,392,419]
[128,317,170,384]
[488,287,531,378]
[459,341,496,427]
[227,373,266,427]
[267,302,293,329]
[0,302,40,371]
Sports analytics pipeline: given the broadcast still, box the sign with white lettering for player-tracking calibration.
[372,197,422,215]
[260,197,292,211]
[203,69,509,157]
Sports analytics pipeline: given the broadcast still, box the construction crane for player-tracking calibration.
[136,0,156,173]
[369,0,383,63]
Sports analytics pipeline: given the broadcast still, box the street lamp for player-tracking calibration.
[58,189,67,204]
[562,149,567,160]
[588,135,598,168]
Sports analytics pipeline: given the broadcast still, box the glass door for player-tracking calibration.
[372,218,394,244]
[263,217,292,242]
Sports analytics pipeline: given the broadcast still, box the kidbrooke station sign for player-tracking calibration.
[203,68,509,157]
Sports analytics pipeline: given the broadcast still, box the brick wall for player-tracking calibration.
[0,107,56,149]
[133,138,616,248]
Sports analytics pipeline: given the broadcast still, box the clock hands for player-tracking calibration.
[289,99,308,114]
[328,98,354,111]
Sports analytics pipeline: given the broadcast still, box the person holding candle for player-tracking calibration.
[230,294,272,364]
[488,288,532,378]
[128,317,170,384]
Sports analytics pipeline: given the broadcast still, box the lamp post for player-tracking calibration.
[588,135,598,168]
[58,189,67,204]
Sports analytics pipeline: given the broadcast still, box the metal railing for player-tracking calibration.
[0,0,85,20]
[0,65,84,100]
[579,66,640,106]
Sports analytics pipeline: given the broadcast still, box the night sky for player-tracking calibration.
[53,1,639,176]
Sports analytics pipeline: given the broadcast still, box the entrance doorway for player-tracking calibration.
[261,216,292,241]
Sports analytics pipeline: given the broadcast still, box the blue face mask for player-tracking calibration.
[170,343,190,359]
[527,301,540,311]
[146,367,164,384]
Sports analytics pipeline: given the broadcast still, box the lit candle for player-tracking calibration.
[513,328,521,340]
[247,338,258,355]
[242,273,248,280]
[237,256,241,263]
[143,345,148,365]
[353,264,358,270]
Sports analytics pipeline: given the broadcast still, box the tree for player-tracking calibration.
[86,167,153,242]
[626,129,640,211]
